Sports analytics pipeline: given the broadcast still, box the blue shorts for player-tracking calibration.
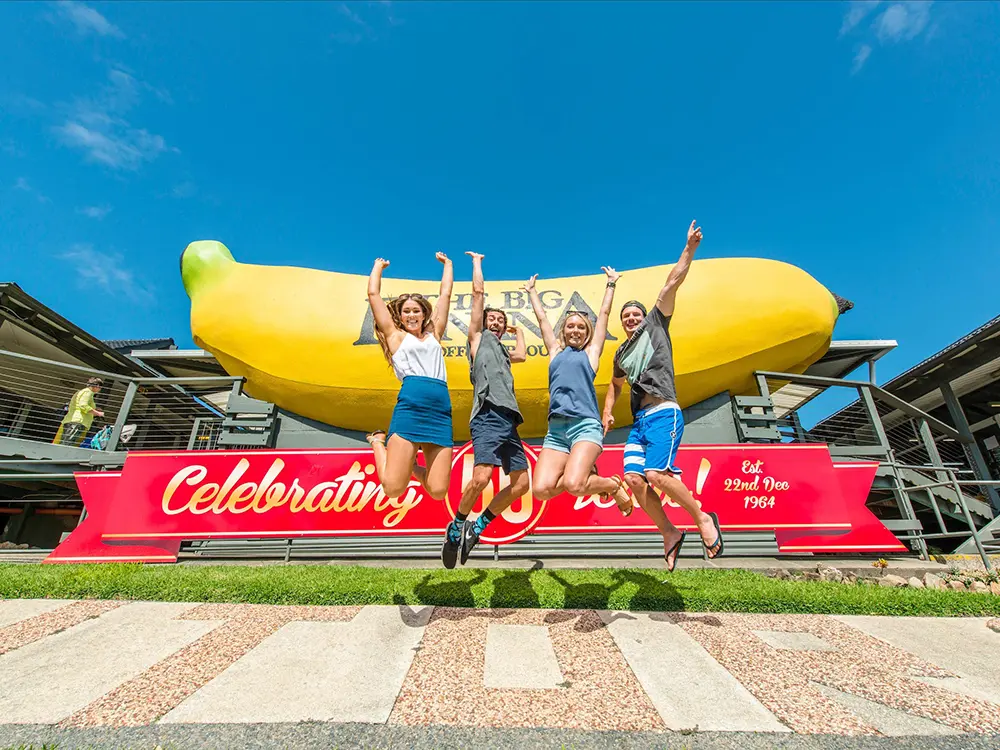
[623,403,684,477]
[543,415,604,454]
[470,403,529,475]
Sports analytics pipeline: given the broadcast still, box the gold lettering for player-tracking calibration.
[306,482,339,512]
[252,459,286,511]
[259,481,287,512]
[225,482,258,514]
[162,465,208,515]
[286,479,306,511]
[189,482,221,514]
[383,483,423,527]
[212,458,250,512]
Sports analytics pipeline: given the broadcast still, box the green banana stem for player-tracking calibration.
[180,241,235,299]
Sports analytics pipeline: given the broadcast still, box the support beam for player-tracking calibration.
[941,382,1000,513]
[868,359,877,385]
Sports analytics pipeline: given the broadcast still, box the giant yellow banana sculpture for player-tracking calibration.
[181,241,841,440]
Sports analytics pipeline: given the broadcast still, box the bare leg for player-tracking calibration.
[372,434,419,498]
[532,448,570,501]
[561,442,631,510]
[459,464,494,516]
[419,444,454,500]
[645,469,720,558]
[626,473,683,567]
[485,468,530,517]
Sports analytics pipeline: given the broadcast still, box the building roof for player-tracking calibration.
[814,315,1000,435]
[0,282,152,376]
[103,338,176,353]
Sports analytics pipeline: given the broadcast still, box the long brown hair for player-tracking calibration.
[375,293,435,365]
[557,311,594,350]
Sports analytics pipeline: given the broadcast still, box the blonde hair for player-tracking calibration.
[375,293,435,365]
[557,311,594,350]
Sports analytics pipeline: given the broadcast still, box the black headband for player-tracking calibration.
[620,300,647,318]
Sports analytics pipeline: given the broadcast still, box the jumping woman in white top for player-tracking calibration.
[366,253,454,500]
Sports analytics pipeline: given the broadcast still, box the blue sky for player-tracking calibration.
[2,1,999,413]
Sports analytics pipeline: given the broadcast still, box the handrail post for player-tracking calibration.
[862,384,929,559]
[951,472,993,572]
[106,381,138,453]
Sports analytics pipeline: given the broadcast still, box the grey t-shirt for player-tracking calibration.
[612,305,677,418]
[468,331,523,425]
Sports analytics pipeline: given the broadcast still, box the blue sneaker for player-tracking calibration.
[441,521,461,569]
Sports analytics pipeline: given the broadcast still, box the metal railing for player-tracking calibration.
[0,349,242,456]
[755,370,995,566]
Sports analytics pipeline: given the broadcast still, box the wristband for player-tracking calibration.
[606,281,616,288]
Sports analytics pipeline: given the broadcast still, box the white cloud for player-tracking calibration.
[55,120,169,170]
[60,244,153,302]
[338,3,368,28]
[332,2,400,42]
[77,204,112,219]
[54,68,176,171]
[12,176,50,203]
[840,0,934,73]
[851,44,872,74]
[875,2,932,43]
[54,1,124,38]
[840,0,881,36]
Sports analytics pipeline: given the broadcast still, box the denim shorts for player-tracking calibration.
[542,416,604,454]
[470,403,529,475]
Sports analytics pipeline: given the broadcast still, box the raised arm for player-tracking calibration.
[602,374,625,435]
[585,266,620,370]
[509,324,527,363]
[656,220,702,317]
[466,251,485,355]
[431,252,454,340]
[523,274,559,356]
[367,258,400,344]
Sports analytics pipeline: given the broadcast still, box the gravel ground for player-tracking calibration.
[1,723,998,749]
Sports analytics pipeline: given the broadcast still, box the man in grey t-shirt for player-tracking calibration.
[602,220,724,572]
[441,251,530,569]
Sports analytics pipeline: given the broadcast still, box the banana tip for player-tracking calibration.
[180,240,235,298]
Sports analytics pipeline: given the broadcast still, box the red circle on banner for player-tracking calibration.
[447,441,547,545]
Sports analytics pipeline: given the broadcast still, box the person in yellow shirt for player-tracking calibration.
[54,378,105,446]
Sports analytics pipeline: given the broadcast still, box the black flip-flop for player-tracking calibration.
[702,511,724,559]
[665,533,684,573]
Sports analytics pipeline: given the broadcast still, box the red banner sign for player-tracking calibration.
[45,442,905,564]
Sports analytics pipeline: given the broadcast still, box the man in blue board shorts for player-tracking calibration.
[602,220,724,572]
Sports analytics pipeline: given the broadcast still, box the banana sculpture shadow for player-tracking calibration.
[181,241,842,441]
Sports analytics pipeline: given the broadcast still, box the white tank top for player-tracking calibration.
[392,333,447,383]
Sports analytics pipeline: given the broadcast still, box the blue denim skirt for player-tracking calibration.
[388,376,454,447]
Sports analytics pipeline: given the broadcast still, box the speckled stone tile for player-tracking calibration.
[670,612,1000,735]
[61,603,363,727]
[0,600,123,656]
[389,608,664,732]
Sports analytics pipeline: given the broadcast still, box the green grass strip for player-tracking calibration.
[1,563,998,617]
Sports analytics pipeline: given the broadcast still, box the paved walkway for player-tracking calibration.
[0,599,998,748]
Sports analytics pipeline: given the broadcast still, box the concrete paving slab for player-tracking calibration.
[483,624,563,689]
[0,599,73,628]
[599,611,789,733]
[161,605,432,724]
[753,630,838,651]
[834,616,1000,705]
[0,602,213,724]
[811,683,961,736]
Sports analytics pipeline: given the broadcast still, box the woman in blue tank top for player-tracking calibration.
[524,268,633,515]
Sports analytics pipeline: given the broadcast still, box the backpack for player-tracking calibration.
[88,425,113,451]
